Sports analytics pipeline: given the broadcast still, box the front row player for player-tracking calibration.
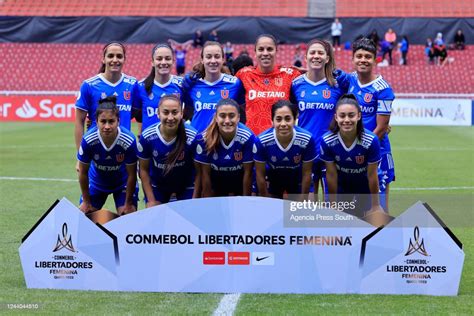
[254,100,317,200]
[77,96,138,215]
[138,95,199,206]
[195,98,255,197]
[320,94,384,217]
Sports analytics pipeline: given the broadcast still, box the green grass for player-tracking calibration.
[0,123,472,315]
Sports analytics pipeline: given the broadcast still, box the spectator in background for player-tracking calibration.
[384,28,397,65]
[209,29,219,42]
[239,47,250,56]
[231,54,254,75]
[168,39,192,75]
[398,35,409,65]
[434,32,444,46]
[193,30,204,48]
[293,45,304,68]
[368,29,380,50]
[425,38,435,64]
[223,41,234,73]
[331,18,343,50]
[434,41,449,66]
[453,29,465,50]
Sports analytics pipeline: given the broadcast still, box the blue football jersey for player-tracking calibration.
[183,73,245,133]
[137,75,185,130]
[195,123,255,192]
[77,126,138,192]
[319,129,381,193]
[76,73,140,130]
[347,73,395,154]
[291,74,345,146]
[254,126,317,184]
[137,123,198,191]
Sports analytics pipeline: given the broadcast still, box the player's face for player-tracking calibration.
[352,49,375,74]
[216,105,239,136]
[158,99,182,131]
[202,45,224,76]
[152,47,174,76]
[306,43,329,71]
[273,106,295,138]
[335,104,361,133]
[255,37,277,72]
[103,45,125,74]
[97,110,119,137]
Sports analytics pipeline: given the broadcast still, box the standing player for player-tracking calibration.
[77,96,138,215]
[195,98,255,197]
[320,94,383,217]
[137,43,185,132]
[291,39,346,195]
[75,42,139,169]
[237,34,301,135]
[254,100,316,200]
[183,41,245,133]
[346,38,395,211]
[138,95,199,206]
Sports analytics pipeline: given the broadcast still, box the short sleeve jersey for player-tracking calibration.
[137,75,185,130]
[254,126,317,184]
[77,126,137,192]
[319,129,381,193]
[237,66,301,135]
[137,123,198,191]
[183,73,245,133]
[195,123,255,191]
[76,73,139,130]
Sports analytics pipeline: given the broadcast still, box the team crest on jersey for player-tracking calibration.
[178,151,185,161]
[323,90,331,99]
[116,153,125,162]
[335,155,340,161]
[148,93,154,100]
[364,93,373,103]
[123,91,131,100]
[293,154,301,164]
[101,92,107,99]
[153,150,158,157]
[356,155,365,164]
[196,91,201,98]
[300,90,305,98]
[234,151,242,161]
[263,78,270,85]
[271,156,277,162]
[221,89,229,99]
[274,78,283,87]
[213,153,219,160]
[94,154,100,160]
[173,92,181,100]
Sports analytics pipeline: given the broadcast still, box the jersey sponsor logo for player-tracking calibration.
[248,90,286,101]
[123,91,131,100]
[79,146,84,155]
[364,93,373,103]
[323,90,331,99]
[298,101,335,111]
[234,151,242,161]
[194,101,217,112]
[280,67,294,74]
[252,144,258,154]
[196,144,203,155]
[137,142,143,152]
[146,106,158,118]
[116,153,125,163]
[355,155,365,164]
[360,106,375,114]
[221,89,229,99]
[117,104,132,112]
[274,78,283,87]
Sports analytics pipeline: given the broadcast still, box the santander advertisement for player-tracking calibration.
[0,95,77,122]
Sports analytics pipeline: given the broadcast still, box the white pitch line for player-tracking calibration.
[213,293,241,316]
[0,176,76,182]
[392,186,474,191]
[0,144,75,149]
[396,147,472,151]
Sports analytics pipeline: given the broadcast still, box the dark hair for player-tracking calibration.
[158,94,186,175]
[204,98,240,154]
[306,39,336,86]
[99,42,126,73]
[255,34,278,51]
[95,96,119,120]
[231,54,254,75]
[143,43,174,95]
[271,100,297,120]
[329,94,364,139]
[191,41,230,79]
[352,37,377,57]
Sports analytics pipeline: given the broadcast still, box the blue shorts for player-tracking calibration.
[378,153,396,192]
[80,185,139,210]
[148,185,194,204]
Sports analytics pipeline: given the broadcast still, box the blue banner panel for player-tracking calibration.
[19,197,464,295]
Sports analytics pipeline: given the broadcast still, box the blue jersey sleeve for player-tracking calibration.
[319,138,334,162]
[235,79,246,105]
[253,138,266,163]
[242,134,255,163]
[131,82,142,110]
[194,137,209,164]
[367,135,382,164]
[303,136,317,162]
[76,81,91,112]
[376,88,395,115]
[137,136,152,160]
[125,139,138,165]
[77,138,92,164]
[334,69,350,93]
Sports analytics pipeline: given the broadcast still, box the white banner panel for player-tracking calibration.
[391,99,472,126]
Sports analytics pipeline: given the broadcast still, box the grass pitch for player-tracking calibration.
[0,123,472,314]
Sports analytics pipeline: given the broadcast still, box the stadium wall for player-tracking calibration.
[1,16,472,44]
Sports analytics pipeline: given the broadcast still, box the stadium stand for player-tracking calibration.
[0,0,308,17]
[336,0,474,17]
[1,43,473,94]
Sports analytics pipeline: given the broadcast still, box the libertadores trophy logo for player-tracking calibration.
[405,226,429,256]
[53,223,77,253]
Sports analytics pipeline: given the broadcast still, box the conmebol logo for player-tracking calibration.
[16,100,37,118]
